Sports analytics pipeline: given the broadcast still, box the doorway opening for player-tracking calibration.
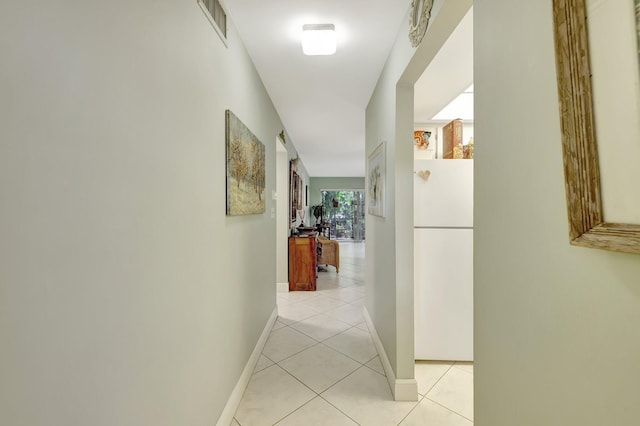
[275,136,289,292]
[318,190,365,241]
[411,6,474,363]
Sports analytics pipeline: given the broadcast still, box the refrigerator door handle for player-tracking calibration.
[415,169,431,181]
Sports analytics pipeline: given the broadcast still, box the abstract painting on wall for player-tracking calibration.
[226,110,265,215]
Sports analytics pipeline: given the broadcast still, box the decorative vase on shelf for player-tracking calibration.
[297,209,305,227]
[414,130,430,150]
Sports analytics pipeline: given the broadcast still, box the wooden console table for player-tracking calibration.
[288,235,317,291]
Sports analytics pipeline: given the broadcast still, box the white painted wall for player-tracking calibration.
[586,0,640,223]
[308,177,365,208]
[365,0,472,389]
[475,1,640,424]
[0,2,306,424]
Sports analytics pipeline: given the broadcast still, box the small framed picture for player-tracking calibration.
[367,142,386,218]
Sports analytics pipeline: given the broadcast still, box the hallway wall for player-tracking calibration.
[474,1,640,424]
[365,0,473,388]
[0,2,300,425]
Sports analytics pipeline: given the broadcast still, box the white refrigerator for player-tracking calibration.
[414,159,473,361]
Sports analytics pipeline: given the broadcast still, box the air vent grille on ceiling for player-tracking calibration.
[202,0,226,38]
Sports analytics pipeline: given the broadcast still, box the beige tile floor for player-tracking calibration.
[233,241,473,426]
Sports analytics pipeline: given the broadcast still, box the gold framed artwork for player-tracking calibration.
[552,0,640,254]
[367,142,386,218]
[289,160,303,226]
[225,110,265,215]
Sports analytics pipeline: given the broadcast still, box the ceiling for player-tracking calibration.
[226,1,473,177]
[414,7,473,124]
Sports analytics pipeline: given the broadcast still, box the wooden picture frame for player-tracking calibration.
[552,0,640,254]
[289,160,304,226]
[637,0,640,65]
[290,165,298,225]
[225,110,265,216]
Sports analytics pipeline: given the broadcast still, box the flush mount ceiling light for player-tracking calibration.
[301,24,336,56]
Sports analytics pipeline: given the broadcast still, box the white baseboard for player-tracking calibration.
[393,379,419,401]
[276,282,288,293]
[363,307,418,402]
[216,307,278,426]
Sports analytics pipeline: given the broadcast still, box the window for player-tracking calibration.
[319,191,366,241]
[198,0,227,44]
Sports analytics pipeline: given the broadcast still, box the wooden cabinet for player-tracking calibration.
[288,236,317,291]
[443,119,463,159]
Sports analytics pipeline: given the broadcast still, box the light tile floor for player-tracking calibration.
[233,241,473,426]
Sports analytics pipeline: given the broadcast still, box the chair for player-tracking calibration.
[317,235,339,272]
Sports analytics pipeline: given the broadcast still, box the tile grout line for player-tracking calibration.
[275,334,379,373]
[238,243,373,425]
[316,364,387,425]
[288,322,363,344]
[423,395,474,423]
[396,398,422,426]
[316,393,363,426]
[451,362,474,376]
[418,362,473,423]
[270,351,377,425]
[252,243,414,425]
[421,362,455,397]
